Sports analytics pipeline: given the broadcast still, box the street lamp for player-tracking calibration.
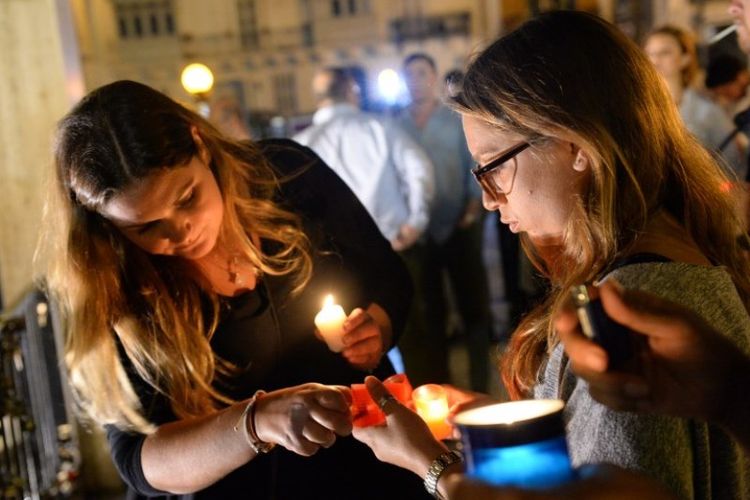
[181,63,214,117]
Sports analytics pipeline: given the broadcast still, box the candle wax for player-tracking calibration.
[314,295,346,352]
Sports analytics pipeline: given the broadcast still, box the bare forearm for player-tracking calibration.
[141,402,255,493]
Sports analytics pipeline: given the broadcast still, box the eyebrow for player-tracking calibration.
[474,145,511,164]
[119,177,194,230]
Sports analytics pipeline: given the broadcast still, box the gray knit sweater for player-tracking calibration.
[534,263,750,500]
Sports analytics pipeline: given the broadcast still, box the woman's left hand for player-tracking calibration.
[352,376,449,477]
[341,307,386,371]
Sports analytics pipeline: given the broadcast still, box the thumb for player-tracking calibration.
[598,280,691,341]
[365,375,402,416]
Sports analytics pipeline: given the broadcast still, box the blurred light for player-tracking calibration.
[377,68,404,104]
[181,63,214,95]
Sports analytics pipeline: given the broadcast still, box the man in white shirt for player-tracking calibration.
[295,68,434,251]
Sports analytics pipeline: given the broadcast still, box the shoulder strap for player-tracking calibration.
[607,252,672,274]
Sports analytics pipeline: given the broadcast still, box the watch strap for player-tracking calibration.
[424,450,463,499]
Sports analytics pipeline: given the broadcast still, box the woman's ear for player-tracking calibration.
[570,144,589,172]
[191,126,211,165]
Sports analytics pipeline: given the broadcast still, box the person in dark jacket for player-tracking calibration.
[40,80,428,499]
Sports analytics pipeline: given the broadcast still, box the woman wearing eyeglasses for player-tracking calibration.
[353,11,750,500]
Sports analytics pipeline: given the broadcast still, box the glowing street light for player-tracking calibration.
[377,68,404,105]
[181,63,214,116]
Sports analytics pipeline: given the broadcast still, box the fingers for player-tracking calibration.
[261,384,358,456]
[287,403,334,454]
[342,311,379,347]
[298,413,337,449]
[364,376,401,416]
[313,387,351,412]
[343,308,371,332]
[556,307,608,373]
[341,311,383,370]
[308,402,353,437]
[598,280,691,341]
[571,362,651,412]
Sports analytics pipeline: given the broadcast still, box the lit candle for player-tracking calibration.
[412,384,452,440]
[452,399,575,489]
[314,294,347,352]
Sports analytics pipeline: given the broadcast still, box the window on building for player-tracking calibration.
[274,73,297,116]
[114,0,176,40]
[165,11,174,34]
[118,16,128,38]
[134,16,143,37]
[329,0,368,18]
[237,0,259,49]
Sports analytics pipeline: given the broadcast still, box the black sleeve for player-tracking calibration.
[105,425,168,497]
[104,343,175,497]
[259,139,413,346]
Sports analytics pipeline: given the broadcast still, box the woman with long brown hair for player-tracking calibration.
[644,25,746,180]
[39,80,428,498]
[353,11,750,500]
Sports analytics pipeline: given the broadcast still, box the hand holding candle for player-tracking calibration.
[314,294,347,352]
[351,376,452,478]
[350,373,413,427]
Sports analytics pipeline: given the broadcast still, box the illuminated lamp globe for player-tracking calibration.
[181,63,214,96]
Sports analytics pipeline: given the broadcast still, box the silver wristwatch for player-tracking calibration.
[424,450,463,499]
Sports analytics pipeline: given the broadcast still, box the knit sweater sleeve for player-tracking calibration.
[536,263,750,500]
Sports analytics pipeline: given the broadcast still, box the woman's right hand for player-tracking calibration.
[254,383,353,456]
[352,376,449,477]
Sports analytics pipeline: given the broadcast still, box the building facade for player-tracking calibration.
[70,0,737,132]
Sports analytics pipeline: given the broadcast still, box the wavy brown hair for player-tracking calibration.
[451,11,750,399]
[38,80,312,431]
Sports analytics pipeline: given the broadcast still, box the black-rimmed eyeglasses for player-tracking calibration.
[471,142,530,198]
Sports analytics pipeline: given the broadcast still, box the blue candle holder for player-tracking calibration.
[452,399,575,489]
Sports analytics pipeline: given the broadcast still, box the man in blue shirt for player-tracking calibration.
[397,53,491,392]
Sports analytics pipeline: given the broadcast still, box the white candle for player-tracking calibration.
[314,294,347,352]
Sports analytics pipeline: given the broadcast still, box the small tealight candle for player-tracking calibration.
[314,294,347,352]
[412,384,452,440]
[452,399,575,489]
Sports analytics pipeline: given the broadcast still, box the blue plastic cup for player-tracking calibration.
[452,399,575,489]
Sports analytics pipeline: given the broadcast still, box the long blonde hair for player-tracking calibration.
[451,11,750,399]
[38,81,313,431]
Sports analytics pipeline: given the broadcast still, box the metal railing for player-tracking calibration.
[1,291,78,499]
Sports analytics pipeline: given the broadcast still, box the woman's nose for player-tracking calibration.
[167,217,192,243]
[482,190,501,211]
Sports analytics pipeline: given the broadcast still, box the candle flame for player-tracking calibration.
[323,294,334,307]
